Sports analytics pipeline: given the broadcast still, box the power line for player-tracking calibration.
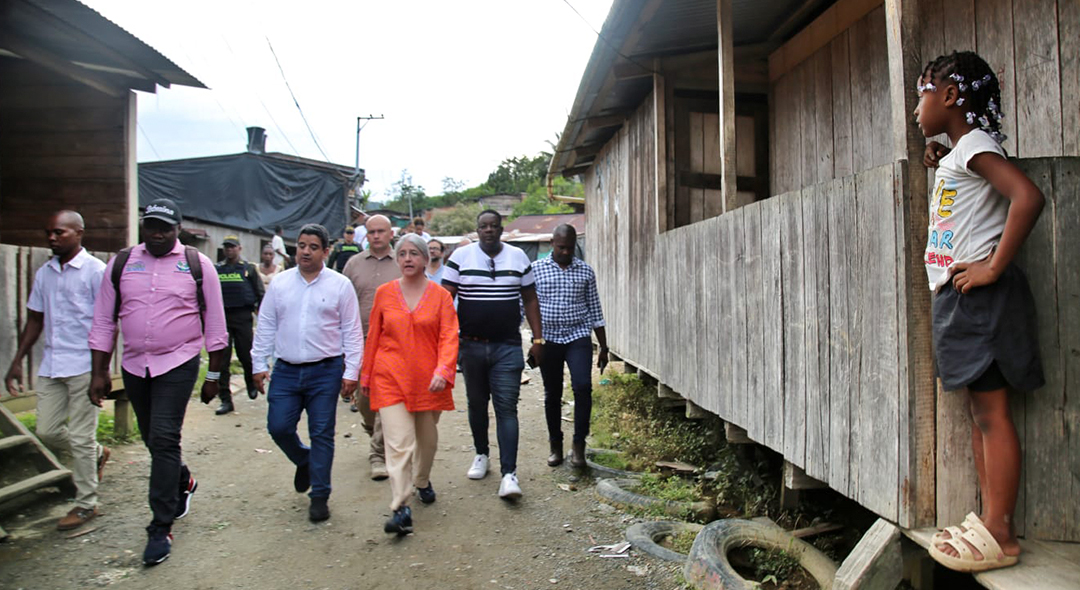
[558,0,657,75]
[265,36,331,162]
[138,123,162,159]
[217,36,302,155]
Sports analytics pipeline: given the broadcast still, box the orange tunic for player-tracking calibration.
[360,280,458,412]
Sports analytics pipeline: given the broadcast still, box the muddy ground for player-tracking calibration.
[0,362,686,590]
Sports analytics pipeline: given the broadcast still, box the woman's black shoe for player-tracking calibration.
[417,483,436,504]
[384,506,413,535]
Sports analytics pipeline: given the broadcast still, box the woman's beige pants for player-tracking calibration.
[378,403,440,510]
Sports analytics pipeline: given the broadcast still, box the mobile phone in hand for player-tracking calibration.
[526,352,537,369]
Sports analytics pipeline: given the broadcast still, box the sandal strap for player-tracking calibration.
[940,536,976,560]
[962,517,1007,560]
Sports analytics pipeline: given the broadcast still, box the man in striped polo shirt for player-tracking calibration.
[442,210,544,500]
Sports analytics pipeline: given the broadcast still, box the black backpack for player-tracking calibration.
[111,245,206,326]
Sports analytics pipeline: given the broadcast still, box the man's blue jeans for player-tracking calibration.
[460,339,524,476]
[540,336,594,445]
[266,356,343,499]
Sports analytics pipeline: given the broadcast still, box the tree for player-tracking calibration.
[485,154,550,195]
[383,170,428,214]
[428,202,483,236]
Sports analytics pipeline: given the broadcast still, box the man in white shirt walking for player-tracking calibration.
[252,224,364,522]
[4,210,109,530]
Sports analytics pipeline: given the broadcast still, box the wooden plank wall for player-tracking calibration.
[0,245,122,394]
[589,116,910,522]
[770,6,893,196]
[0,59,133,252]
[936,158,1080,542]
[916,0,1078,158]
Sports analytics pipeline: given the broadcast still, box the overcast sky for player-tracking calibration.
[83,0,614,200]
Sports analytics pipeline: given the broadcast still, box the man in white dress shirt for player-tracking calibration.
[251,224,363,522]
[4,210,109,530]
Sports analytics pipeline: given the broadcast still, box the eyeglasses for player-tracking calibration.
[487,257,496,280]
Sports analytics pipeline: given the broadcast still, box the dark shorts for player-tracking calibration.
[932,263,1045,392]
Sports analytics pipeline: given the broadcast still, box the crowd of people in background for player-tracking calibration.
[3,200,608,567]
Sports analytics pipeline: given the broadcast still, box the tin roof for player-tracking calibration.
[0,0,204,92]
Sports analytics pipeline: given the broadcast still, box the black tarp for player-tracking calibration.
[139,153,353,238]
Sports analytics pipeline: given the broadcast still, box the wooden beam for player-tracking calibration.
[572,143,605,158]
[768,0,883,81]
[0,28,125,97]
[653,71,669,234]
[884,0,935,529]
[716,0,738,213]
[561,165,591,178]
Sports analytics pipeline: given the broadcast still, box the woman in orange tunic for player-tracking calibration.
[361,233,458,535]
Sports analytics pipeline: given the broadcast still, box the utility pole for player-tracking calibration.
[355,114,384,173]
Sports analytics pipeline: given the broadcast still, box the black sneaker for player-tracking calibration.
[416,483,436,504]
[309,497,330,522]
[383,506,413,536]
[174,477,197,520]
[143,527,173,566]
[294,463,310,493]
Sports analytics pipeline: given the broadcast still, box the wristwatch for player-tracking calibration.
[532,338,546,345]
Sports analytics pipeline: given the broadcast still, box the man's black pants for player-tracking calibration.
[122,355,199,532]
[223,306,255,394]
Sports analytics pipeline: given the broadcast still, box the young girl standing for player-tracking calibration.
[915,51,1045,573]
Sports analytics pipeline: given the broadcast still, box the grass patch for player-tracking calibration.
[591,373,724,471]
[634,473,702,503]
[590,451,631,471]
[15,409,139,445]
[659,529,698,555]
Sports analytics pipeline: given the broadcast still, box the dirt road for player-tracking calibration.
[1,365,681,589]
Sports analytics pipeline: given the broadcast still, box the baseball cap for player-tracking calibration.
[142,198,182,225]
[222,235,240,246]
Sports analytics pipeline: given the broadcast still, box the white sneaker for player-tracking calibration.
[467,454,489,480]
[498,473,522,500]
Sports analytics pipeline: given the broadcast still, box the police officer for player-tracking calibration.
[215,235,264,414]
[328,226,362,272]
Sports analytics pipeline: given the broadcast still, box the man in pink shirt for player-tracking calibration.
[88,198,228,566]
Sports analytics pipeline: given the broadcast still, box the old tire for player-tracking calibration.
[683,519,837,590]
[596,478,716,522]
[585,448,645,479]
[626,521,704,562]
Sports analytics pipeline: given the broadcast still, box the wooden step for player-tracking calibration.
[0,469,73,504]
[0,435,33,452]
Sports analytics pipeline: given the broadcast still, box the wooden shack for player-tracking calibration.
[550,0,1078,543]
[1,0,202,402]
[0,0,204,252]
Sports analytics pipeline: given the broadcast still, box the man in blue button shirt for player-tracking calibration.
[532,224,608,469]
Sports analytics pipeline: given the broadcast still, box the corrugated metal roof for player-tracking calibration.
[1,0,204,90]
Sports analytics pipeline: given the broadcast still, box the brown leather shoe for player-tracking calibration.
[97,446,111,482]
[370,462,389,481]
[57,506,98,531]
[547,441,564,467]
[569,441,586,468]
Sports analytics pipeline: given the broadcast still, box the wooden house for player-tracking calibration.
[0,0,204,252]
[549,0,1078,548]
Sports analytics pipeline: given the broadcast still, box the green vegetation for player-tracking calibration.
[591,373,724,471]
[742,546,801,586]
[16,409,139,446]
[371,148,583,224]
[589,450,631,471]
[634,472,702,503]
[666,529,698,555]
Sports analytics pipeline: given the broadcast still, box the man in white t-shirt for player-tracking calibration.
[441,210,543,501]
[271,225,288,269]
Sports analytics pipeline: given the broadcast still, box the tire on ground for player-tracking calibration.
[595,478,716,521]
[683,518,837,590]
[626,520,704,562]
